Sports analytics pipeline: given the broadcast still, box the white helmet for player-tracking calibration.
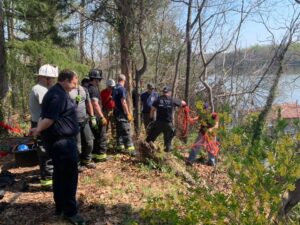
[106,79,116,87]
[35,64,58,78]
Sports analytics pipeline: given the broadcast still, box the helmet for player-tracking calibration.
[35,64,58,78]
[88,69,102,80]
[106,79,116,87]
[17,144,29,152]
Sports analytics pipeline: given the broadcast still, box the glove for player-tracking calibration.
[127,114,133,122]
[100,117,108,126]
[90,116,97,128]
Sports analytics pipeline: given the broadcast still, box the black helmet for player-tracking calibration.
[88,69,102,79]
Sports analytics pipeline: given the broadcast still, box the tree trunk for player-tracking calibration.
[0,0,8,121]
[172,48,182,97]
[119,30,133,113]
[115,0,134,114]
[185,0,192,105]
[79,0,85,64]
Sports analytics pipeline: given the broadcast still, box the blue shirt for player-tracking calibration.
[140,91,151,113]
[113,84,127,114]
[41,83,79,141]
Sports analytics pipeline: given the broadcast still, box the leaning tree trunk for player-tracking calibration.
[0,0,8,122]
[251,33,293,147]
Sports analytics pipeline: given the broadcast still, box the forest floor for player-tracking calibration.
[0,149,230,225]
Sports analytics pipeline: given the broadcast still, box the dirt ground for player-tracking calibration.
[0,152,230,225]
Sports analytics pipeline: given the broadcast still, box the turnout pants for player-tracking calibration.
[76,120,94,163]
[45,137,78,217]
[31,121,53,181]
[91,118,107,158]
[114,111,134,149]
[146,120,175,152]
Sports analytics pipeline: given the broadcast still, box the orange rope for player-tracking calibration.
[177,106,198,138]
[0,121,23,134]
[176,133,220,156]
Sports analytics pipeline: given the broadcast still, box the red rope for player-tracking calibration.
[0,121,23,134]
[177,106,198,138]
[176,134,220,156]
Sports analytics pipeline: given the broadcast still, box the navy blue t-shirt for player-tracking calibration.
[113,84,127,114]
[140,91,151,113]
[152,95,181,122]
[41,83,79,141]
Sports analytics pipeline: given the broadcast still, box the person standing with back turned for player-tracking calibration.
[113,74,135,155]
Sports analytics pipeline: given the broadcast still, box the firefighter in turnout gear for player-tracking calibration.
[146,86,186,152]
[87,69,108,162]
[112,74,135,155]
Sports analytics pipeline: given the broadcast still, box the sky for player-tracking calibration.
[171,0,300,49]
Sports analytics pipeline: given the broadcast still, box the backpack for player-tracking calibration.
[146,91,158,108]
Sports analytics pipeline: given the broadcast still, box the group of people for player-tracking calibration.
[28,64,218,225]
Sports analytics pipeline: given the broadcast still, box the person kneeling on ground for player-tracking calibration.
[186,104,219,166]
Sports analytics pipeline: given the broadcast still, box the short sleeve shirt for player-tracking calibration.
[41,83,79,141]
[29,83,48,122]
[152,95,182,122]
[69,85,91,122]
[113,84,127,114]
[87,84,100,102]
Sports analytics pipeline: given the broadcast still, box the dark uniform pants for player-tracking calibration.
[91,119,107,155]
[142,112,151,131]
[114,111,134,148]
[76,120,94,163]
[146,120,175,152]
[46,137,78,217]
[31,121,53,180]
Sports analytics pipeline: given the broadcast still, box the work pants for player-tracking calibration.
[187,133,216,164]
[146,120,175,152]
[114,111,134,149]
[45,137,78,217]
[91,119,107,156]
[76,120,94,163]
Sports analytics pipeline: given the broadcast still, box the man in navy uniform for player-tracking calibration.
[32,70,85,225]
